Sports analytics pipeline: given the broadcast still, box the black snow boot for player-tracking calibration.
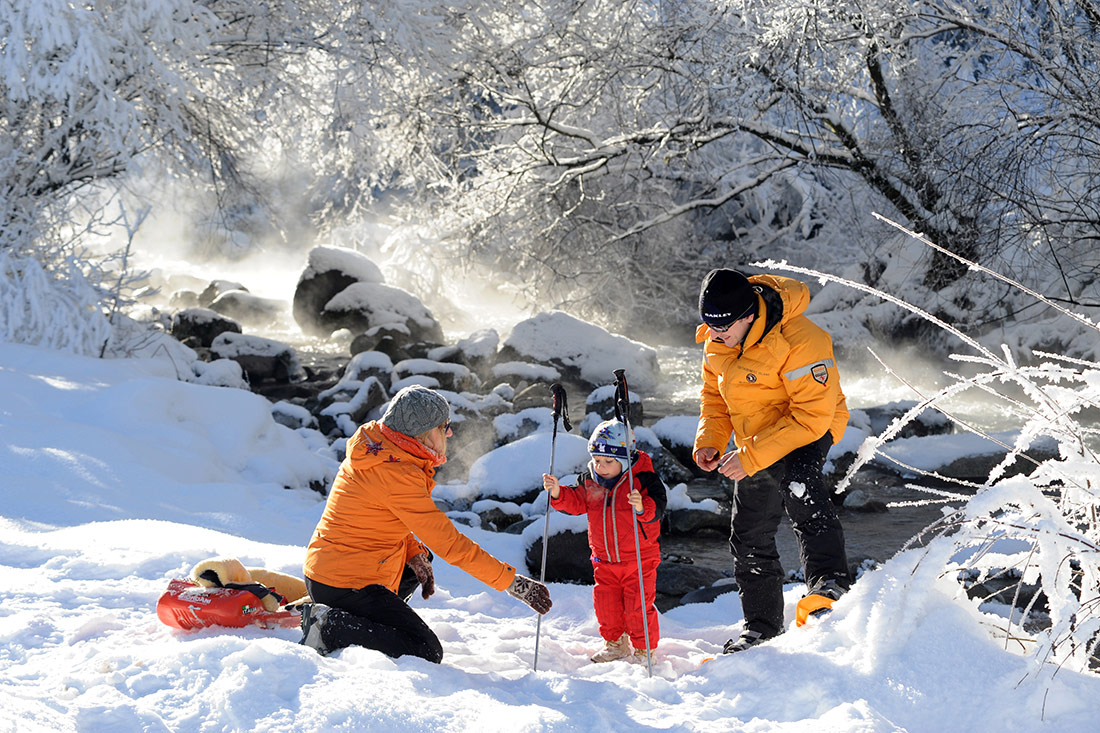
[299,602,332,656]
[722,627,775,654]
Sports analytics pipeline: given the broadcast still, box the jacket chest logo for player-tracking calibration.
[745,373,757,383]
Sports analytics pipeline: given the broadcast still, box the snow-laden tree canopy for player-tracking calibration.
[2,0,1098,351]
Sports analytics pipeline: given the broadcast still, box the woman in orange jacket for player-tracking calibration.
[300,385,552,661]
[692,269,851,654]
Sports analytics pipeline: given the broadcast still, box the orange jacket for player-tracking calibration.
[304,421,516,593]
[693,274,848,476]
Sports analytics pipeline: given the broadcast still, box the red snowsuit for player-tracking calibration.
[550,451,667,651]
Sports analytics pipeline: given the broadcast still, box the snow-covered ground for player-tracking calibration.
[2,341,1099,732]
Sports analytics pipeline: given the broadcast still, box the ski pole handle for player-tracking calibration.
[613,369,630,426]
[550,383,572,431]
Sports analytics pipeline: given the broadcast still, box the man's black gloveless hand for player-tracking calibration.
[507,574,552,614]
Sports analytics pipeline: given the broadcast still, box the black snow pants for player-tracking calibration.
[304,560,443,663]
[730,431,850,638]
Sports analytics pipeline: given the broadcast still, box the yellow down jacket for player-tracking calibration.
[304,421,516,593]
[693,274,849,476]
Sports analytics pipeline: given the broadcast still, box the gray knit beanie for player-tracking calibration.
[381,385,450,437]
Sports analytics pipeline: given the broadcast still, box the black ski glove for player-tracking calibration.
[408,553,435,599]
[507,574,552,614]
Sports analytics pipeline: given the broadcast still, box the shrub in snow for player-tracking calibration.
[0,251,111,355]
[773,223,1100,675]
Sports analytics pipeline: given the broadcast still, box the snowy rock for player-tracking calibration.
[650,415,707,477]
[656,561,727,597]
[210,332,304,384]
[523,524,593,584]
[493,407,556,446]
[334,350,394,393]
[678,579,739,607]
[171,307,241,348]
[852,401,953,439]
[199,279,247,308]
[270,401,317,430]
[350,323,414,360]
[664,507,728,535]
[292,246,385,337]
[208,290,288,329]
[498,311,660,392]
[452,328,500,376]
[585,384,643,425]
[492,360,562,385]
[467,432,591,504]
[317,377,388,437]
[471,499,524,532]
[393,358,477,393]
[842,488,888,512]
[168,289,200,309]
[322,282,444,345]
[491,361,566,411]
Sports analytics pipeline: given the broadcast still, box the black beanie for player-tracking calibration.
[699,269,757,326]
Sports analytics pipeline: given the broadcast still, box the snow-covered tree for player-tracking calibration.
[347,0,1100,339]
[0,0,365,352]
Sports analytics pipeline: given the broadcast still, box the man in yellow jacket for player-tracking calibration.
[300,384,552,661]
[692,269,851,653]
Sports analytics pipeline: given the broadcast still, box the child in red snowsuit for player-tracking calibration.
[542,418,667,663]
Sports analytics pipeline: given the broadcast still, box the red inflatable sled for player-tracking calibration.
[157,578,301,630]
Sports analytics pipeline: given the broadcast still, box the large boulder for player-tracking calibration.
[322,283,444,345]
[498,311,660,393]
[467,432,591,505]
[293,246,385,337]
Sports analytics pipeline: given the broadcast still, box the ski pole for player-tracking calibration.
[614,368,652,678]
[534,383,571,672]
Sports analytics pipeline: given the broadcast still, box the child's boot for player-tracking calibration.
[590,632,632,663]
[632,648,653,664]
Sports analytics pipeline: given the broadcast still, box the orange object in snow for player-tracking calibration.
[795,593,835,627]
[156,579,299,630]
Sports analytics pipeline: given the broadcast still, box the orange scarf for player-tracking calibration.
[378,423,447,468]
